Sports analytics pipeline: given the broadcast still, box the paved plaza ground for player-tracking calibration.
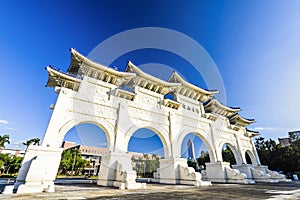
[0,179,299,199]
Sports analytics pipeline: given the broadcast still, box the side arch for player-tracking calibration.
[218,142,243,166]
[176,129,217,163]
[244,149,258,166]
[55,117,114,151]
[124,124,171,158]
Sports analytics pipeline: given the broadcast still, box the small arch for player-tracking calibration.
[221,143,242,166]
[245,150,257,166]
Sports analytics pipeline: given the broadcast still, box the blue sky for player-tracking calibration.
[0,1,300,155]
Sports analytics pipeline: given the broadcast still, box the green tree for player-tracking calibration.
[0,153,10,174]
[255,137,300,175]
[5,156,23,174]
[222,146,236,166]
[0,134,10,148]
[197,151,210,170]
[187,160,198,171]
[59,149,73,175]
[58,148,89,175]
[132,154,160,178]
[23,138,40,149]
[0,153,23,175]
[132,157,144,176]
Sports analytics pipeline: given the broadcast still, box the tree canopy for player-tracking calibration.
[0,134,10,148]
[255,136,300,174]
[23,138,40,148]
[58,148,89,175]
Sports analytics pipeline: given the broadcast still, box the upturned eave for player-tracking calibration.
[204,98,240,117]
[229,113,255,127]
[125,61,180,95]
[68,48,136,79]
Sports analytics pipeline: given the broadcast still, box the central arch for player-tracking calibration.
[124,125,171,158]
[127,128,164,178]
[180,132,211,172]
[177,129,216,163]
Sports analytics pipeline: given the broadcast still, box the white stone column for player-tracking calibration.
[205,162,229,183]
[14,146,63,194]
[97,152,144,189]
[251,138,261,166]
[209,125,221,162]
[97,152,132,186]
[41,88,73,148]
[234,133,245,165]
[168,111,175,158]
[159,157,188,184]
[232,164,254,179]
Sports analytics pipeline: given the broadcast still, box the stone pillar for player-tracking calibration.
[14,145,63,194]
[97,151,144,189]
[232,164,254,180]
[206,162,251,184]
[205,162,229,183]
[159,157,187,184]
[97,152,131,186]
[250,139,261,166]
[209,125,221,162]
[234,133,244,165]
[158,158,211,186]
[251,165,273,182]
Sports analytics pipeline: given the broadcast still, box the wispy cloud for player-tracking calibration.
[12,141,26,149]
[0,119,9,125]
[254,127,279,131]
[13,141,24,145]
[97,142,107,147]
[4,127,16,131]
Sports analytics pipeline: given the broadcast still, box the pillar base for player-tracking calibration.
[232,164,255,180]
[97,152,145,189]
[206,162,252,184]
[13,146,63,194]
[158,158,210,186]
[252,166,278,183]
[159,158,187,184]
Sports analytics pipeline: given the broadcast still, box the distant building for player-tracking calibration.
[187,139,196,161]
[0,148,25,157]
[62,141,108,175]
[61,141,160,175]
[278,138,290,147]
[278,130,300,147]
[288,130,300,141]
[62,141,76,150]
[129,151,160,160]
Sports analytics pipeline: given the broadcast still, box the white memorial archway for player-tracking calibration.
[13,49,287,193]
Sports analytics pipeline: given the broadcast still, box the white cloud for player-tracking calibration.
[0,119,9,125]
[97,142,107,147]
[4,127,16,131]
[254,127,279,131]
[12,141,26,149]
[13,141,24,145]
